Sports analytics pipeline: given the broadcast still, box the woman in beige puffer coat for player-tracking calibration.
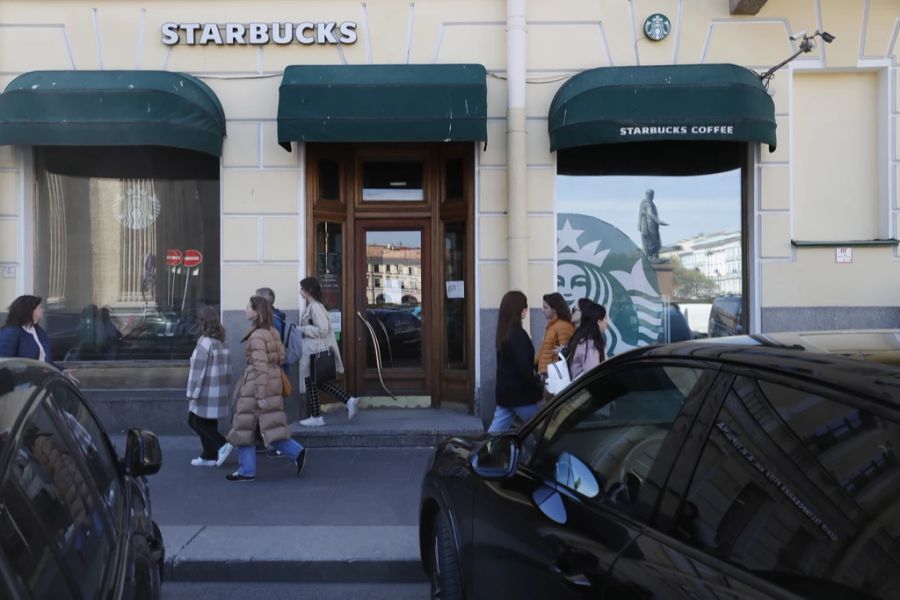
[225,295,307,482]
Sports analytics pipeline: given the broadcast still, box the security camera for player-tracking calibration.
[789,30,807,41]
[820,31,836,43]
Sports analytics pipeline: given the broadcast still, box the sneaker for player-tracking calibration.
[225,472,256,482]
[347,397,360,420]
[190,457,216,467]
[266,448,286,458]
[216,443,233,467]
[299,416,325,427]
[296,448,307,477]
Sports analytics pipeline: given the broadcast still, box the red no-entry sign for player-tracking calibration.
[183,249,203,268]
[165,249,183,266]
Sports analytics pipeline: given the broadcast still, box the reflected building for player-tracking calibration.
[365,244,422,306]
[662,231,742,295]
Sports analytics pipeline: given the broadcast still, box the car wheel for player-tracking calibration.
[431,511,463,600]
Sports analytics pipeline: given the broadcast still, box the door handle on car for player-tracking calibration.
[550,562,592,588]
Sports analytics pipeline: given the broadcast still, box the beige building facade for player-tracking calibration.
[0,0,899,423]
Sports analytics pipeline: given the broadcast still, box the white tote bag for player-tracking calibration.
[545,353,572,395]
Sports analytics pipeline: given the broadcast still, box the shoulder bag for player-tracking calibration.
[311,348,336,385]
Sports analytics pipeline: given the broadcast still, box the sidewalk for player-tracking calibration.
[130,409,484,584]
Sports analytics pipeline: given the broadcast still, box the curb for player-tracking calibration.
[162,525,427,584]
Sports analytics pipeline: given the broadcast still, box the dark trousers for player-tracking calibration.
[188,412,227,460]
[304,377,350,417]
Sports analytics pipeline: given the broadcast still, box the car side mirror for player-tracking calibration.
[124,428,162,476]
[469,434,519,479]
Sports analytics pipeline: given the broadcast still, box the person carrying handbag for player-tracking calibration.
[224,295,307,481]
[566,299,608,381]
[297,277,359,427]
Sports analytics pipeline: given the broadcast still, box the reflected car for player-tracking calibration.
[420,331,900,599]
[366,308,422,362]
[657,303,693,343]
[708,294,743,337]
[0,358,164,599]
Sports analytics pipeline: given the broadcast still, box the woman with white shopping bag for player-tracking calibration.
[566,299,608,381]
[487,291,543,433]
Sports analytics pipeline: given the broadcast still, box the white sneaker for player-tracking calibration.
[299,416,325,427]
[190,457,216,467]
[216,443,233,467]
[347,397,360,420]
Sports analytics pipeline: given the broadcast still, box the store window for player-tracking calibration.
[33,147,220,363]
[557,167,743,356]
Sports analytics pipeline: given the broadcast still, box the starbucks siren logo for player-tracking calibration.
[557,214,663,356]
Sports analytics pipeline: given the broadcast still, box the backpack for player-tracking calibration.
[281,321,304,365]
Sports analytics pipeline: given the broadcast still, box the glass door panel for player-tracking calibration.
[443,221,466,369]
[363,228,423,371]
[315,221,343,354]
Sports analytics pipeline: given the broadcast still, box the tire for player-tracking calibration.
[431,511,463,600]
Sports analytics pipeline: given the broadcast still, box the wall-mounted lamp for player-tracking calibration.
[758,30,836,89]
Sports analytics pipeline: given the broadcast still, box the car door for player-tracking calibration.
[609,371,900,599]
[470,360,721,599]
[0,392,117,599]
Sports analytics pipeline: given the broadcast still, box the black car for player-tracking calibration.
[0,358,164,599]
[708,294,743,337]
[420,331,900,599]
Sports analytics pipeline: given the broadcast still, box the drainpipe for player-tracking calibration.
[507,0,528,299]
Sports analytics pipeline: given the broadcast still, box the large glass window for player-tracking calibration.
[556,169,743,355]
[34,147,220,363]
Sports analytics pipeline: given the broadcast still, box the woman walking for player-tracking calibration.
[488,291,543,433]
[535,292,575,390]
[567,299,608,381]
[0,295,77,382]
[298,277,359,427]
[186,306,233,468]
[225,296,306,481]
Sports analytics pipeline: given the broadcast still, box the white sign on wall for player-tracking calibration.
[836,247,853,263]
[162,22,358,46]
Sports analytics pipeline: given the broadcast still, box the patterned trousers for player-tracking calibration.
[304,376,351,417]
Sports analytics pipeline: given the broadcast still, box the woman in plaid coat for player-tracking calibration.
[186,306,233,467]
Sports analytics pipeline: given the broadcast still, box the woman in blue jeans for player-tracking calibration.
[488,291,543,433]
[225,295,306,481]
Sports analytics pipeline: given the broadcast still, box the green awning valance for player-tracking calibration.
[548,63,776,152]
[0,70,226,157]
[277,64,487,149]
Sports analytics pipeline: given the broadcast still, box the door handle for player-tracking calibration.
[356,311,397,400]
[550,562,592,588]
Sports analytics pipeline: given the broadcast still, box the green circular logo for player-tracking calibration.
[644,13,671,41]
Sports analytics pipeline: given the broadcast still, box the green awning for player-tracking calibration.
[548,63,776,152]
[277,64,487,149]
[0,70,226,157]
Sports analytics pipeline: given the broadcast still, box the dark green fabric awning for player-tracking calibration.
[277,64,487,149]
[548,63,776,152]
[0,70,226,157]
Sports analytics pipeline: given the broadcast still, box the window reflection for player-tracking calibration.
[364,231,422,369]
[556,170,742,355]
[34,148,220,363]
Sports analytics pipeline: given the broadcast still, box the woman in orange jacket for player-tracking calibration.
[536,292,575,378]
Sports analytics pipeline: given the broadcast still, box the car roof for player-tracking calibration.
[626,331,900,407]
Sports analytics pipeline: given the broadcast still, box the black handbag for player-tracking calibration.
[311,349,336,384]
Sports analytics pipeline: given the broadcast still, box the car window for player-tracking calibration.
[47,382,122,522]
[0,400,114,599]
[526,365,704,516]
[676,376,900,598]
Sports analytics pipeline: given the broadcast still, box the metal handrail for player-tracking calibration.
[356,311,397,400]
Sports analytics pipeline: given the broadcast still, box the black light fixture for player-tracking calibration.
[758,30,836,89]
